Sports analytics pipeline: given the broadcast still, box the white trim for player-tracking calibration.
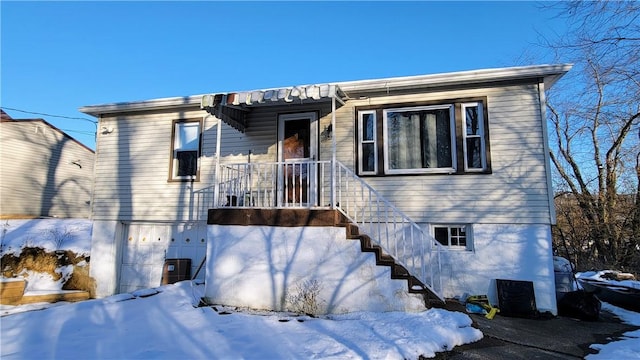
[79,64,572,117]
[277,112,318,162]
[170,120,201,181]
[331,96,337,208]
[277,112,319,207]
[431,224,473,251]
[461,102,486,172]
[213,115,222,207]
[337,64,573,94]
[357,110,378,175]
[382,104,457,175]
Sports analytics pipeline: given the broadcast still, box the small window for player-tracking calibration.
[170,120,201,181]
[462,103,486,171]
[433,225,470,250]
[383,105,456,174]
[358,110,377,175]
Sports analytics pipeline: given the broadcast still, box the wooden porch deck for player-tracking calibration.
[208,208,348,227]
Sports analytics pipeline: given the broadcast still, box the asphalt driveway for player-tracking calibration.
[433,302,638,359]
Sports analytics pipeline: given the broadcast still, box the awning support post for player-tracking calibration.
[212,95,225,208]
[331,95,337,209]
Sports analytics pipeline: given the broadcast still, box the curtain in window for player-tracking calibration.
[433,110,452,168]
[177,151,197,176]
[388,109,452,170]
[388,112,421,169]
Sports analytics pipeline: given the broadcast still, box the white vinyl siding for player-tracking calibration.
[91,82,552,225]
[336,83,553,225]
[92,109,211,221]
[91,104,332,222]
[0,121,94,218]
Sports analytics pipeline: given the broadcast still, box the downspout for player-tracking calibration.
[89,115,101,220]
[538,82,557,225]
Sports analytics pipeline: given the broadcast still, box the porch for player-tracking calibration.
[198,83,446,305]
[201,159,446,304]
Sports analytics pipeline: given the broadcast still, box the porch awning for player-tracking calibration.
[201,84,346,133]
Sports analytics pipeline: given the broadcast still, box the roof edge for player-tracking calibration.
[79,64,572,116]
[1,118,95,154]
[336,63,573,94]
[79,95,204,117]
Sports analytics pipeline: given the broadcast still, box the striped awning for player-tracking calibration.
[201,84,345,132]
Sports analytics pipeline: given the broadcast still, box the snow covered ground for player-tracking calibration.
[1,281,639,359]
[1,219,92,257]
[0,281,482,359]
[1,219,639,359]
[587,302,640,359]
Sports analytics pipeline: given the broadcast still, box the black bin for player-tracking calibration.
[162,258,191,285]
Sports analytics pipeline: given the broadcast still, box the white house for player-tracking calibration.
[80,64,571,314]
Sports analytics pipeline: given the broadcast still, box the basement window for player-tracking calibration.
[433,224,472,250]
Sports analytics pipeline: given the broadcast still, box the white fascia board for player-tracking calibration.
[79,95,205,117]
[336,64,573,95]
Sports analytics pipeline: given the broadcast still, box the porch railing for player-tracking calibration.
[216,161,332,208]
[333,162,445,301]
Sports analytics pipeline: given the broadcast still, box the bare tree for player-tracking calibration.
[544,1,640,273]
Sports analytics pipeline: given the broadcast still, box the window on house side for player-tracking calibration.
[463,102,486,171]
[383,105,456,174]
[171,120,201,181]
[434,225,470,250]
[358,110,377,175]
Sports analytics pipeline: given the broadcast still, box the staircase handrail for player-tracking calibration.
[334,161,445,301]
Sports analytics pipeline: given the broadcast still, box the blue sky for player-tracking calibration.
[1,1,567,150]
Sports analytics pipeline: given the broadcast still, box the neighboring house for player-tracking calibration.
[0,110,94,219]
[81,64,571,315]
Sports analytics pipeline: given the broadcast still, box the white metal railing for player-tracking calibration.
[216,161,332,208]
[334,161,445,301]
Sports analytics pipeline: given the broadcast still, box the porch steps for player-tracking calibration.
[344,223,445,308]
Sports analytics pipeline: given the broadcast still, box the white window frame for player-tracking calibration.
[358,110,378,175]
[462,102,486,172]
[432,224,472,251]
[382,104,457,174]
[170,120,201,181]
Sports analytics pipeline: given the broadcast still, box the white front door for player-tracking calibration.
[277,112,318,206]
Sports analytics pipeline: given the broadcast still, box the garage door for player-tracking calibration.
[118,222,207,293]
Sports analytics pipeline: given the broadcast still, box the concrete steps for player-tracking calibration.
[344,223,445,307]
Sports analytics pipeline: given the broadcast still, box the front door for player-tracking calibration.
[278,112,318,206]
